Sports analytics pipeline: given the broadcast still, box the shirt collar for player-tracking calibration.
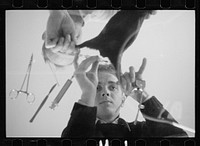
[95,115,120,124]
[95,115,131,132]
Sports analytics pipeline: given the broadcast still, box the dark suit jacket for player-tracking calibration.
[61,96,188,145]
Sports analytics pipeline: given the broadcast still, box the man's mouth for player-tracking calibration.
[99,100,112,104]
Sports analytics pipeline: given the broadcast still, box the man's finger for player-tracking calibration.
[137,58,147,75]
[45,38,58,49]
[124,72,132,92]
[129,66,135,83]
[70,31,78,44]
[60,35,71,53]
[64,35,71,46]
[73,50,80,70]
[50,37,64,53]
[89,60,99,74]
[76,56,99,72]
[120,75,127,92]
[45,30,59,49]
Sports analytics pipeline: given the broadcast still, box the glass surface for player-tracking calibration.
[6,10,195,137]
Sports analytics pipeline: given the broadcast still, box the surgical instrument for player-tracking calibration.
[49,75,74,110]
[131,79,146,125]
[9,53,35,104]
[29,83,57,123]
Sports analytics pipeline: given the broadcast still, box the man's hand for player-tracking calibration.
[74,56,100,106]
[42,10,84,67]
[43,10,77,49]
[121,58,149,103]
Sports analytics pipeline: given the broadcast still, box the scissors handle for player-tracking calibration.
[26,93,35,104]
[9,89,28,99]
[132,79,146,91]
[9,89,19,99]
[9,89,35,103]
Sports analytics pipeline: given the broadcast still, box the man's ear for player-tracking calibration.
[122,92,126,99]
[121,93,126,107]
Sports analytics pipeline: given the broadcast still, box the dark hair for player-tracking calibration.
[98,64,117,77]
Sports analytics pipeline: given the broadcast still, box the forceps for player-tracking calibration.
[131,79,147,125]
[9,53,35,104]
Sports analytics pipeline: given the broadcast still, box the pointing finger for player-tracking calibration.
[138,58,147,75]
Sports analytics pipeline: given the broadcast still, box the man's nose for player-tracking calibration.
[101,87,110,97]
[101,93,109,97]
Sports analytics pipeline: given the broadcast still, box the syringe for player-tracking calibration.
[49,75,74,110]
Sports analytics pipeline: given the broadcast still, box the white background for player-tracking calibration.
[6,10,195,137]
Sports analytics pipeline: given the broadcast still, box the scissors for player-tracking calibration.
[131,79,146,125]
[9,53,35,104]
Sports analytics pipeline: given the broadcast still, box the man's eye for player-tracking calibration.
[97,85,102,92]
[109,85,117,91]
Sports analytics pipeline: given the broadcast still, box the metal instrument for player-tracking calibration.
[132,79,146,125]
[29,83,57,122]
[49,75,74,110]
[9,53,35,104]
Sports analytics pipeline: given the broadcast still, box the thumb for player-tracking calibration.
[45,34,59,49]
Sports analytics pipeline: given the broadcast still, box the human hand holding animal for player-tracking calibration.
[42,10,84,67]
[120,58,149,103]
[43,10,77,48]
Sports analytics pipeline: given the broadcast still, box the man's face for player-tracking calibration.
[95,71,124,121]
